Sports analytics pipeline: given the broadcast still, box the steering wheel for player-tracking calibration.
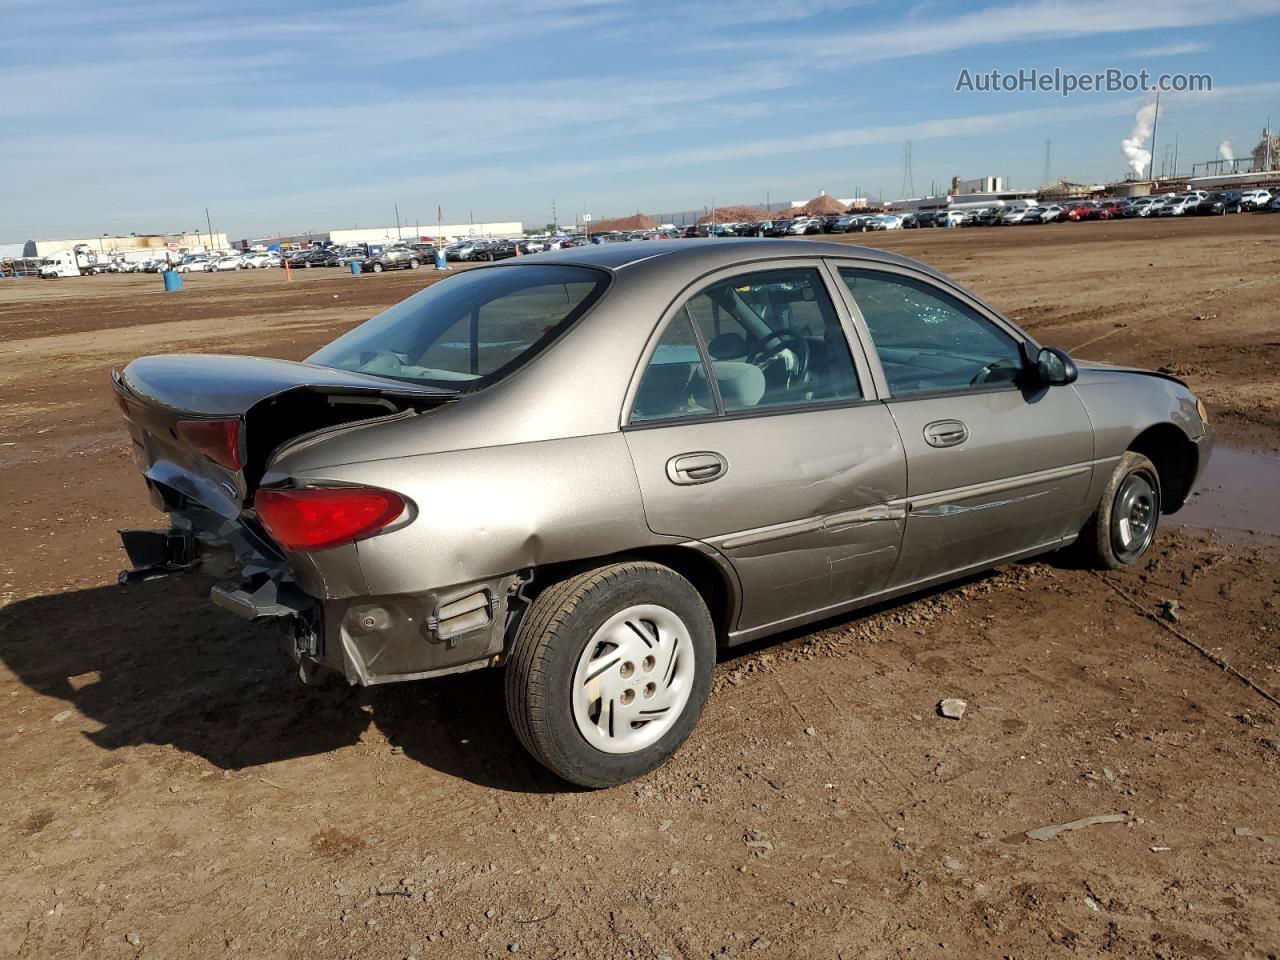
[970,356,1020,385]
[747,329,810,381]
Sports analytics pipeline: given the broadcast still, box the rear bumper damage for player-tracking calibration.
[118,529,196,582]
[119,526,520,687]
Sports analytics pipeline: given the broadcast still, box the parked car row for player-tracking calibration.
[80,184,1280,280]
[934,188,1280,228]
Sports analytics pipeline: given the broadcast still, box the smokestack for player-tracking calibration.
[1121,98,1158,176]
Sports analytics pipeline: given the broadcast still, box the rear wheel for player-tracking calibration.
[408,259,420,270]
[1079,451,1161,569]
[371,262,383,273]
[505,561,714,788]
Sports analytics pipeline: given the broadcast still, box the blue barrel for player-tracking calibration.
[162,270,184,292]
[434,249,448,270]
[349,261,362,275]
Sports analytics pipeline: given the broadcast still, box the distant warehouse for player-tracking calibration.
[237,222,524,249]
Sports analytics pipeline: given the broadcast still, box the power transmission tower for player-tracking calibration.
[1043,139,1052,186]
[900,140,915,198]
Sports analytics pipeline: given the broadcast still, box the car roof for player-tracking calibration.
[509,237,944,278]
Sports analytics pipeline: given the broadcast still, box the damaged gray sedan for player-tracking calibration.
[114,239,1213,787]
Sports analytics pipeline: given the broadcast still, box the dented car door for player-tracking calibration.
[834,264,1095,587]
[622,262,907,636]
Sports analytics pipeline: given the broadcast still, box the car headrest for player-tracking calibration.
[707,332,747,359]
[696,361,766,410]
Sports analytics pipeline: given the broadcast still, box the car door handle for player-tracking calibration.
[924,420,968,448]
[667,452,728,485]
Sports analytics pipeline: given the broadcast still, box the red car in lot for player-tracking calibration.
[1065,201,1110,222]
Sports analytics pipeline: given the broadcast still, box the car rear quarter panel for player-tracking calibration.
[269,432,655,597]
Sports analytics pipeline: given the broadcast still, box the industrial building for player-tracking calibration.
[887,188,1037,214]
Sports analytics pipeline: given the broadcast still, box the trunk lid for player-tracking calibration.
[114,354,453,519]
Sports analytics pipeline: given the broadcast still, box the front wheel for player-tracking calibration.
[505,561,714,788]
[1079,451,1161,569]
[371,262,383,273]
[408,259,420,270]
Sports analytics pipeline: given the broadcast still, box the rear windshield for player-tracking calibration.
[308,264,608,390]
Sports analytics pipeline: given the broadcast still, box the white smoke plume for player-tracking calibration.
[1121,99,1158,176]
[1218,139,1235,161]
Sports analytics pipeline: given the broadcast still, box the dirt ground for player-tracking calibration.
[2,216,1278,960]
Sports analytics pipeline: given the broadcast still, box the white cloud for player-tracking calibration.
[694,0,1279,61]
[1125,41,1212,57]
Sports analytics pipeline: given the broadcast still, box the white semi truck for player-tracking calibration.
[38,243,100,278]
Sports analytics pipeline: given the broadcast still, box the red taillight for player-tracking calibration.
[255,487,406,552]
[176,418,243,471]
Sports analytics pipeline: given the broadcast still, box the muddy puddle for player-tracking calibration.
[1174,446,1280,539]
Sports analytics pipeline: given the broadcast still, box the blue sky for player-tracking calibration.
[2,0,1278,241]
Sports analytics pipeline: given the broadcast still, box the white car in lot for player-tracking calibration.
[1241,189,1273,210]
[1157,196,1198,217]
[240,252,274,268]
[875,214,903,230]
[176,256,212,273]
[999,207,1034,225]
[210,256,243,272]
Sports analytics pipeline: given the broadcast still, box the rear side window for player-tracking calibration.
[631,315,715,422]
[309,265,608,390]
[629,267,862,424]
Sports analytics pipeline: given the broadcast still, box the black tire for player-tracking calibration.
[1078,451,1162,569]
[408,259,420,270]
[505,561,715,788]
[371,263,383,273]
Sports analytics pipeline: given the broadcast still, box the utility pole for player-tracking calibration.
[205,207,214,252]
[551,199,558,233]
[1148,90,1161,182]
[901,139,915,198]
[394,202,402,240]
[1043,138,1052,185]
[1265,116,1272,171]
[1172,134,1179,178]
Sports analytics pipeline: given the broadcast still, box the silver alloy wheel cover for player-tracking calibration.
[571,604,695,755]
[1112,471,1157,561]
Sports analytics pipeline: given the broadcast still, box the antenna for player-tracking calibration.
[900,140,915,198]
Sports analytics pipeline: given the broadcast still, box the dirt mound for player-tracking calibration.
[589,213,658,233]
[794,192,848,216]
[697,205,768,225]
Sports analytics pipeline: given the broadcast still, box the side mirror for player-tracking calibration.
[1036,346,1078,386]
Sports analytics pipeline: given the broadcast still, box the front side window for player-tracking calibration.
[838,268,1024,397]
[308,264,607,390]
